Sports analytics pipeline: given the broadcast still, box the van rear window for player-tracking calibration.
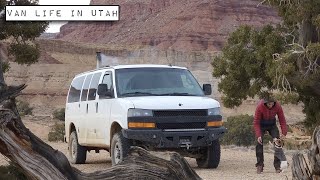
[68,76,85,103]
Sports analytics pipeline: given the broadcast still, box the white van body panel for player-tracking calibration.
[65,74,86,144]
[105,98,135,144]
[124,96,220,110]
[83,72,103,146]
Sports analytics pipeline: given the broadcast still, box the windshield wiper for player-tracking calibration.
[158,92,194,96]
[121,92,159,97]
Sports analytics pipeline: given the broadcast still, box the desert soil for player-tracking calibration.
[0,117,298,180]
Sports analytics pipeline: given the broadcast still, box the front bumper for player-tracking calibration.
[122,127,226,148]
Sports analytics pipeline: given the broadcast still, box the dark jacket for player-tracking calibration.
[253,100,287,137]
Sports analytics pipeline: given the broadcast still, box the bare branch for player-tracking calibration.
[257,0,268,7]
[272,52,293,93]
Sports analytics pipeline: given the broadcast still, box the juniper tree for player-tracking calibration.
[212,0,320,132]
[0,0,48,84]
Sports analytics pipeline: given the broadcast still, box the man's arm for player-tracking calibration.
[277,104,287,136]
[253,106,262,137]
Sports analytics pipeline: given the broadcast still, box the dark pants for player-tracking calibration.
[255,125,283,169]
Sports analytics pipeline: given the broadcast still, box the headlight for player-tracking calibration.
[208,108,220,116]
[128,108,153,117]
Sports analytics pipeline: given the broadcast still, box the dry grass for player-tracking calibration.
[51,53,96,65]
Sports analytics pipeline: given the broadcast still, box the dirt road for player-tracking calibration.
[0,119,296,180]
[46,142,294,180]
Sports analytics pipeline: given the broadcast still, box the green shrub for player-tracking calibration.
[221,114,279,146]
[0,163,27,180]
[48,123,65,142]
[53,108,65,121]
[16,100,33,116]
[287,125,293,133]
[221,114,256,146]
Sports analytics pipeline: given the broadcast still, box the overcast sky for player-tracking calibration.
[39,0,91,33]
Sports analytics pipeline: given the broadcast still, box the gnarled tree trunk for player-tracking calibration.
[0,86,201,180]
[292,127,320,180]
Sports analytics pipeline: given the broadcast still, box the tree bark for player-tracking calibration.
[298,18,319,47]
[292,153,311,180]
[0,44,6,85]
[292,127,320,180]
[0,87,201,180]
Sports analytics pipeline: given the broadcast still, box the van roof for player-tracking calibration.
[113,64,187,69]
[76,64,188,77]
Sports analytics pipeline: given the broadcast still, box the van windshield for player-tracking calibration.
[115,68,205,97]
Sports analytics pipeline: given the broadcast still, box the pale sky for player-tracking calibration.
[39,0,91,33]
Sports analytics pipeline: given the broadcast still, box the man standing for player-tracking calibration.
[253,96,288,174]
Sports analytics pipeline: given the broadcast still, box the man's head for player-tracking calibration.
[265,101,275,109]
[263,95,276,109]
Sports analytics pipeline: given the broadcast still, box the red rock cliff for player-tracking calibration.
[57,0,280,51]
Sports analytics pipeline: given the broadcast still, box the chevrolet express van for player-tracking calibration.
[65,64,226,168]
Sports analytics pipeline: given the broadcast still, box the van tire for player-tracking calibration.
[69,131,87,164]
[196,140,221,168]
[111,131,131,166]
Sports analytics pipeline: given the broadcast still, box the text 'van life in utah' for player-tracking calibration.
[5,5,120,21]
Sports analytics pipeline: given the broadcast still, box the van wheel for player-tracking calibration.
[69,131,87,164]
[196,140,221,168]
[111,132,131,166]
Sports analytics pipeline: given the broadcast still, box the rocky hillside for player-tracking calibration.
[57,0,280,51]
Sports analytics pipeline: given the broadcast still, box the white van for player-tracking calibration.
[65,64,226,168]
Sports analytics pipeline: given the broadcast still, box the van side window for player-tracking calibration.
[100,72,113,99]
[68,76,85,103]
[88,72,102,101]
[81,74,93,101]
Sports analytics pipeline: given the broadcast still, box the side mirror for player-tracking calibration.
[97,84,113,97]
[203,84,212,95]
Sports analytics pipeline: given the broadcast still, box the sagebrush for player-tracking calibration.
[221,114,256,147]
[16,100,33,116]
[48,123,65,142]
[53,108,65,121]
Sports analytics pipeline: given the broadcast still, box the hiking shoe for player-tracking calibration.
[275,169,282,173]
[257,166,263,174]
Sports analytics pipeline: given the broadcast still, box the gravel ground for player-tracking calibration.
[0,119,296,180]
[44,143,293,180]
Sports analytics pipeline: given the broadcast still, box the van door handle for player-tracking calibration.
[96,102,98,113]
[86,104,88,113]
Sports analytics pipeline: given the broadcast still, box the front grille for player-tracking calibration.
[153,110,207,117]
[157,122,206,129]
